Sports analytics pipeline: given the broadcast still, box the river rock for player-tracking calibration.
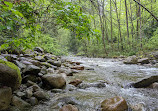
[12,96,31,110]
[33,90,47,100]
[29,97,38,106]
[2,54,17,62]
[16,91,26,98]
[29,60,41,67]
[23,65,40,75]
[42,74,66,89]
[56,97,79,105]
[0,55,7,61]
[66,84,77,91]
[71,66,84,70]
[40,66,47,74]
[0,87,12,110]
[70,61,82,65]
[69,79,82,87]
[137,58,149,64]
[124,55,138,64]
[130,103,146,111]
[78,82,106,89]
[47,68,55,74]
[23,75,41,83]
[101,96,128,111]
[40,62,52,68]
[59,104,78,111]
[149,82,158,89]
[35,56,46,62]
[0,59,22,90]
[47,60,61,67]
[58,68,74,76]
[51,89,66,93]
[13,60,26,71]
[26,88,33,98]
[34,47,44,53]
[131,75,158,88]
[44,53,57,60]
[152,51,158,60]
[23,53,35,58]
[31,84,41,92]
[20,60,33,65]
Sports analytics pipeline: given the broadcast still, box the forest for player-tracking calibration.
[0,0,158,57]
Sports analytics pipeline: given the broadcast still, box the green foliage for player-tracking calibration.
[1,0,158,57]
[144,28,158,50]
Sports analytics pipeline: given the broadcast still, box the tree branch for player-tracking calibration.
[133,0,158,22]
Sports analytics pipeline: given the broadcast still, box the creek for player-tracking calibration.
[31,56,158,111]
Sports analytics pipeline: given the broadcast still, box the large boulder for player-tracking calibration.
[123,55,138,64]
[59,104,78,111]
[42,74,66,89]
[0,87,12,110]
[137,58,149,64]
[0,59,22,90]
[131,75,158,88]
[101,96,128,111]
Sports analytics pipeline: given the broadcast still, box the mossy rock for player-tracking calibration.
[0,59,22,90]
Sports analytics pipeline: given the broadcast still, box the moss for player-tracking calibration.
[0,59,22,85]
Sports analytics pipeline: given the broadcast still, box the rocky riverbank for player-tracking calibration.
[0,47,87,111]
[121,51,158,67]
[0,48,158,111]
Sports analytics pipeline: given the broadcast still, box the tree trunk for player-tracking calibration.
[125,0,130,48]
[110,0,113,51]
[114,0,122,50]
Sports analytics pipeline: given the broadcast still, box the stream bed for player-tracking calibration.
[31,57,158,111]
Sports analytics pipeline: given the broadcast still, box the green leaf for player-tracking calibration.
[0,17,4,21]
[4,1,13,8]
[11,9,24,18]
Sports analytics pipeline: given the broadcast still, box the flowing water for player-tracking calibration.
[31,57,158,111]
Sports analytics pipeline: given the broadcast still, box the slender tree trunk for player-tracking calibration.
[139,0,142,49]
[125,0,130,49]
[129,1,135,50]
[136,1,140,43]
[114,0,121,50]
[119,0,123,51]
[110,0,113,51]
[97,0,107,54]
